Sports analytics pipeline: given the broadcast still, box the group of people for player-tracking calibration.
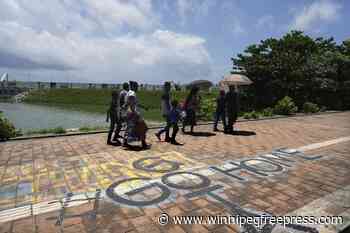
[106,81,239,148]
[106,81,150,149]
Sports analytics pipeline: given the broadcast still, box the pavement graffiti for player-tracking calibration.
[0,151,202,207]
[104,148,323,233]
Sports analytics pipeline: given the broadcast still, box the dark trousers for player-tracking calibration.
[226,112,238,133]
[157,115,170,140]
[107,120,122,143]
[170,122,179,141]
[214,110,226,130]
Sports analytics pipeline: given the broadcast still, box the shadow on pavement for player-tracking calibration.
[231,130,256,136]
[187,132,216,137]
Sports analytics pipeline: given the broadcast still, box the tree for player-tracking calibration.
[232,31,350,110]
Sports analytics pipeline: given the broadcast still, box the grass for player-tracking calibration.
[24,88,218,121]
[25,127,66,135]
[79,125,108,132]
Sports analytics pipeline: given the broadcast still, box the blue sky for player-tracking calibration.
[0,0,348,84]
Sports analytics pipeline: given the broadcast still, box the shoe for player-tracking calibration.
[213,128,219,132]
[155,133,161,141]
[107,141,113,145]
[164,137,171,142]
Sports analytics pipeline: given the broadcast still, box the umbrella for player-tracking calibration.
[219,74,252,87]
[188,80,213,90]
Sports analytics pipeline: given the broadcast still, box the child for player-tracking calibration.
[106,90,121,145]
[168,99,182,145]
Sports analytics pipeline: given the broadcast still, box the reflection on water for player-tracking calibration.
[0,102,108,130]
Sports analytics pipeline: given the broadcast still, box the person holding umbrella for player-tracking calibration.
[220,74,252,134]
[213,89,226,132]
[225,85,239,134]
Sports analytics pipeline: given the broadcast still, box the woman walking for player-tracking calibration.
[182,86,200,134]
[106,90,121,145]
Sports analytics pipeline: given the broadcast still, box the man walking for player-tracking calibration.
[225,85,239,134]
[213,90,226,131]
[155,82,171,142]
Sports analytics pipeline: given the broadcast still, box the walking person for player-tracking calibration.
[225,85,239,134]
[106,90,121,145]
[119,82,129,108]
[168,99,182,145]
[182,86,200,134]
[213,90,226,131]
[155,82,171,142]
[117,82,129,138]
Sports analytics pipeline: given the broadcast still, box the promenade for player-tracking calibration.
[0,112,349,233]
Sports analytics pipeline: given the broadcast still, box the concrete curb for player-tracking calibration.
[5,110,347,141]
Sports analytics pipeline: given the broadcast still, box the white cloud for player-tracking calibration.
[0,0,212,84]
[290,0,342,31]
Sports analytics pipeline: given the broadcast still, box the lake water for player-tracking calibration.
[0,102,108,131]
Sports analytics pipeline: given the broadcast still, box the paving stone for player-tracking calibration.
[0,112,349,232]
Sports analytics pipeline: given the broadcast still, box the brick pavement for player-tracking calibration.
[0,112,350,233]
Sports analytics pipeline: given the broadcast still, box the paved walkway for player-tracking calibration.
[0,112,350,233]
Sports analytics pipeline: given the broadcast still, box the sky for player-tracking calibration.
[0,0,348,84]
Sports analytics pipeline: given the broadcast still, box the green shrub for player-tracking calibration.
[199,97,216,121]
[243,112,252,119]
[243,111,261,119]
[302,102,320,113]
[250,111,260,119]
[0,114,16,140]
[274,96,298,115]
[262,107,274,117]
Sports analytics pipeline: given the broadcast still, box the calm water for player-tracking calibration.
[0,102,108,130]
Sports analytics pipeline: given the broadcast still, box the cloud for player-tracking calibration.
[0,0,212,83]
[290,0,342,31]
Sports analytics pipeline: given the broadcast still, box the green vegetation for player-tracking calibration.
[25,127,66,136]
[302,102,320,114]
[79,125,108,132]
[24,88,218,121]
[273,96,298,115]
[0,113,16,140]
[233,31,350,111]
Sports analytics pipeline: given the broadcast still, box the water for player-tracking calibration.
[0,102,108,131]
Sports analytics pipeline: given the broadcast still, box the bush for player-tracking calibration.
[262,107,274,117]
[243,112,252,119]
[243,111,261,119]
[302,102,320,113]
[199,97,216,121]
[0,114,16,140]
[274,96,298,115]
